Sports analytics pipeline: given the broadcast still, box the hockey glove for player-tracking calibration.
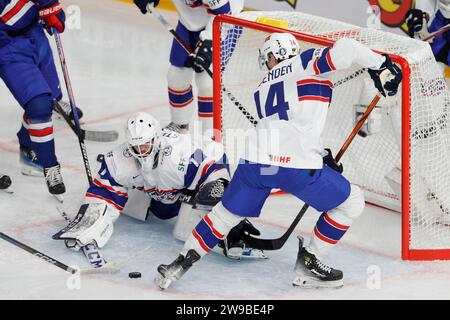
[322,148,343,173]
[38,0,65,35]
[193,40,213,73]
[227,219,261,245]
[134,0,160,14]
[405,9,430,39]
[368,54,402,97]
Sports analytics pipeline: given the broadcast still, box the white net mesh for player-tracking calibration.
[216,11,450,256]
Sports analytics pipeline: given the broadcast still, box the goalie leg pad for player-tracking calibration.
[173,203,207,242]
[52,203,119,249]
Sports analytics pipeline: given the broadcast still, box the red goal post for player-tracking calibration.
[212,12,450,260]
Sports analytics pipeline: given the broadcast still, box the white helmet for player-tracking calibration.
[258,32,300,70]
[125,112,161,165]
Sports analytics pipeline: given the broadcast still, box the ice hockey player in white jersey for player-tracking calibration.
[133,0,244,134]
[154,33,403,290]
[52,112,265,260]
[405,0,449,68]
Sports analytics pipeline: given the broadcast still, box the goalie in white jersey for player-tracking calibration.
[134,0,244,134]
[52,112,265,260]
[155,33,402,290]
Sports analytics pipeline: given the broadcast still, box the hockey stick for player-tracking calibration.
[243,93,382,250]
[423,23,450,42]
[54,101,119,143]
[53,30,93,185]
[0,232,77,274]
[146,4,259,126]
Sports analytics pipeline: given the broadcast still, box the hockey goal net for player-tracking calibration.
[212,11,450,260]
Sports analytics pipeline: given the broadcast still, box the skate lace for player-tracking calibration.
[164,122,181,133]
[315,259,332,274]
[46,166,62,187]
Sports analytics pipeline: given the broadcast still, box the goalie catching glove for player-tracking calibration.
[52,203,120,251]
[368,54,402,97]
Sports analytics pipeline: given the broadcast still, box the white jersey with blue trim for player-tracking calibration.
[246,38,386,169]
[172,0,244,40]
[85,131,229,211]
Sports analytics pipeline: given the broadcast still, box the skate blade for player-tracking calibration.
[227,248,269,260]
[154,273,173,290]
[21,167,44,177]
[1,187,14,194]
[293,276,344,289]
[52,194,64,203]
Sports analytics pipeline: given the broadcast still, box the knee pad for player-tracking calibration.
[167,65,193,90]
[333,184,365,221]
[24,94,53,122]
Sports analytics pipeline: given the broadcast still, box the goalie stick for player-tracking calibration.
[0,232,77,274]
[243,93,382,250]
[54,101,119,143]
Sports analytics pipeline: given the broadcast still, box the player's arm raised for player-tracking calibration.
[302,38,402,97]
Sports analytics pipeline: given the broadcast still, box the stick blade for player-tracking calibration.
[84,129,119,142]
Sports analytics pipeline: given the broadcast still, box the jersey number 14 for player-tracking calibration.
[254,81,290,120]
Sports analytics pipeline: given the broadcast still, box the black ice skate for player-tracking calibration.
[44,163,66,202]
[19,145,43,177]
[163,122,189,134]
[54,100,84,121]
[293,236,344,289]
[154,249,200,290]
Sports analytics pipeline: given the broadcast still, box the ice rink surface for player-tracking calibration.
[1,0,450,300]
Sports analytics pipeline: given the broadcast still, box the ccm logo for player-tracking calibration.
[39,5,62,17]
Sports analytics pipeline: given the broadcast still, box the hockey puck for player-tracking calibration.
[0,175,12,190]
[128,272,141,279]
